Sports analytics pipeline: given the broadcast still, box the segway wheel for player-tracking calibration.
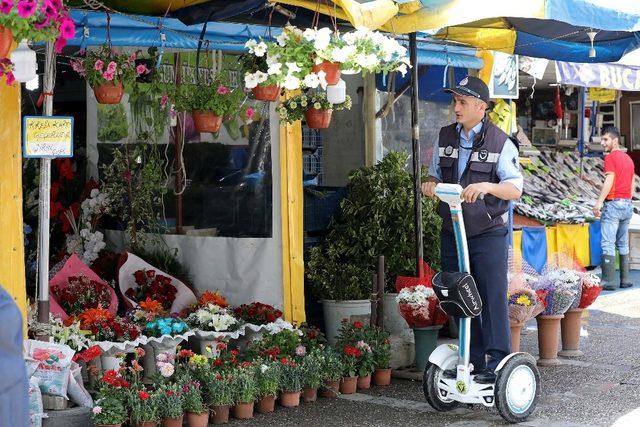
[423,363,459,412]
[494,353,540,423]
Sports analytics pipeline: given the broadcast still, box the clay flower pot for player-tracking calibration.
[340,376,357,394]
[304,108,333,129]
[280,391,301,408]
[357,375,371,390]
[192,111,222,133]
[252,84,280,101]
[319,380,339,398]
[536,314,564,366]
[373,368,391,386]
[161,416,183,427]
[94,81,124,104]
[137,422,158,427]
[186,411,209,427]
[312,61,341,85]
[510,321,525,353]
[210,405,230,425]
[256,395,276,413]
[95,424,122,427]
[302,387,318,403]
[233,402,254,419]
[0,25,12,59]
[559,308,584,357]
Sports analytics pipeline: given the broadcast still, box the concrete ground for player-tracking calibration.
[233,281,640,427]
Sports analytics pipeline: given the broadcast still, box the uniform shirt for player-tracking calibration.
[428,121,524,191]
[604,150,634,200]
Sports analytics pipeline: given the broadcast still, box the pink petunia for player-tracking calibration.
[245,107,255,120]
[6,72,15,85]
[41,0,57,19]
[17,0,36,18]
[128,52,137,63]
[59,17,76,40]
[136,63,149,76]
[34,18,51,30]
[106,61,117,72]
[216,85,230,95]
[0,0,13,14]
[102,70,115,81]
[94,60,104,71]
[160,94,169,108]
[54,37,66,54]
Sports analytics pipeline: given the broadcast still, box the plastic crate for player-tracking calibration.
[304,186,346,232]
[302,127,323,150]
[303,153,322,175]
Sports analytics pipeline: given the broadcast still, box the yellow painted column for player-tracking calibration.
[0,75,27,327]
[280,100,306,324]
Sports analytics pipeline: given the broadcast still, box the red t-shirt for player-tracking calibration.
[604,150,634,199]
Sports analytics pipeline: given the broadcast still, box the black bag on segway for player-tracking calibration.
[431,271,482,318]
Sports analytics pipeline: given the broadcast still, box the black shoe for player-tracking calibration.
[621,282,634,289]
[442,368,481,379]
[474,370,496,384]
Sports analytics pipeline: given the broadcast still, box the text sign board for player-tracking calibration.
[23,116,74,158]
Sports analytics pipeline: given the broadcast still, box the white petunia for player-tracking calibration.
[303,72,321,89]
[253,42,268,57]
[283,75,301,90]
[276,32,289,47]
[267,63,283,75]
[266,53,281,66]
[245,39,257,51]
[245,72,259,89]
[286,62,301,74]
[314,27,332,51]
[303,28,316,42]
[317,70,328,89]
[396,63,408,77]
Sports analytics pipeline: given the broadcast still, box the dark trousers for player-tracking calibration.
[440,227,511,371]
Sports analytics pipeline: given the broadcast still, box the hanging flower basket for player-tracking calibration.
[192,111,223,133]
[93,81,124,104]
[252,84,280,101]
[312,61,341,85]
[304,108,332,129]
[0,25,12,59]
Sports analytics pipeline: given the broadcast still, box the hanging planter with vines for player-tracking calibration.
[278,91,352,129]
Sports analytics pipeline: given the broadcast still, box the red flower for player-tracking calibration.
[72,345,102,363]
[50,181,60,200]
[213,358,223,366]
[138,390,150,400]
[56,158,74,181]
[216,342,227,351]
[343,346,362,358]
[178,349,194,359]
[231,350,239,356]
[166,390,175,397]
[135,347,146,358]
[353,321,363,329]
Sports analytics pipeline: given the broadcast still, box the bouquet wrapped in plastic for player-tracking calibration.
[534,267,579,316]
[578,272,602,309]
[395,285,447,328]
[507,252,545,324]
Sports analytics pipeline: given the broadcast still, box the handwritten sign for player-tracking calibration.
[23,116,74,158]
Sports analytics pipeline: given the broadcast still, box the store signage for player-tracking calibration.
[489,52,519,99]
[556,61,640,91]
[23,116,74,158]
[588,88,617,103]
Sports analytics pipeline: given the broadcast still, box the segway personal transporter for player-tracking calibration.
[423,183,540,423]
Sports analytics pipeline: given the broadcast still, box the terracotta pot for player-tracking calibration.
[340,376,357,394]
[510,321,525,353]
[93,81,124,104]
[161,416,183,427]
[536,314,564,366]
[210,405,230,425]
[256,395,276,413]
[373,368,391,386]
[186,411,209,427]
[137,422,158,427]
[252,84,280,101]
[279,391,301,408]
[559,308,584,357]
[319,380,339,398]
[357,375,371,390]
[304,108,333,129]
[233,401,254,419]
[96,424,122,427]
[312,61,341,85]
[192,111,222,133]
[0,25,12,59]
[302,387,317,403]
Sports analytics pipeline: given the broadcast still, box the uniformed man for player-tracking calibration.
[421,76,524,384]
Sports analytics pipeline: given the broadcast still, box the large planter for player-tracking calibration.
[559,308,584,357]
[373,368,391,386]
[161,416,183,427]
[413,326,442,371]
[186,411,209,427]
[510,321,525,353]
[93,81,124,104]
[339,376,357,394]
[312,61,341,85]
[304,108,333,129]
[383,293,410,335]
[0,25,13,59]
[192,111,222,133]
[210,405,229,425]
[233,402,254,419]
[319,380,339,398]
[252,84,280,101]
[280,391,301,408]
[322,299,371,346]
[357,375,371,390]
[302,387,317,403]
[536,314,564,366]
[256,395,276,413]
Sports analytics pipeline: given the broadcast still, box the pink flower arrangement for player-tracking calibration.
[216,84,230,95]
[71,46,151,88]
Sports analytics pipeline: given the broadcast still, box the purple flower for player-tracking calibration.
[41,0,57,19]
[17,0,36,18]
[59,16,76,40]
[34,18,51,30]
[0,0,13,14]
[6,71,15,85]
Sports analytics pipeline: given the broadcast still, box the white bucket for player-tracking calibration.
[322,299,371,346]
[382,293,410,336]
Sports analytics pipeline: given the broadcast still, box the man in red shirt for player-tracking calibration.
[593,127,635,290]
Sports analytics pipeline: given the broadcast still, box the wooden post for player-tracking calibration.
[174,53,184,234]
[370,273,378,327]
[376,255,385,328]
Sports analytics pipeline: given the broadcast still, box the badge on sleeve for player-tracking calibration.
[444,145,454,156]
[478,149,489,162]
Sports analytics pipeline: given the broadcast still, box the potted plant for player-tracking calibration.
[141,316,190,379]
[182,380,209,427]
[240,43,280,101]
[339,345,360,394]
[233,302,283,325]
[560,272,602,357]
[304,27,345,85]
[129,388,160,427]
[91,396,127,427]
[319,348,342,398]
[157,384,184,427]
[301,348,324,403]
[205,373,234,425]
[230,364,256,419]
[71,46,150,104]
[339,28,409,76]
[278,91,351,129]
[371,328,392,386]
[278,357,302,407]
[255,360,280,413]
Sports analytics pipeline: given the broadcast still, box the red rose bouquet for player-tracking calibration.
[578,272,602,309]
[125,269,177,310]
[77,307,141,342]
[234,302,283,325]
[51,274,112,316]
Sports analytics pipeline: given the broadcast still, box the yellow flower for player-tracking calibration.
[516,295,532,306]
[190,354,208,366]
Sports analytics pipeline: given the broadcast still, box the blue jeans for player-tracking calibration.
[601,199,633,256]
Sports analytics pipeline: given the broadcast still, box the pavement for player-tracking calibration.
[233,281,640,427]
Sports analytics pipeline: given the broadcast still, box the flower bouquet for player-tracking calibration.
[126,269,178,311]
[578,272,602,309]
[278,91,351,129]
[508,288,544,324]
[534,268,579,316]
[141,316,193,378]
[395,285,447,328]
[234,302,283,325]
[72,46,150,104]
[187,303,242,352]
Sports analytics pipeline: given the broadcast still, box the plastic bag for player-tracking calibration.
[28,376,43,427]
[24,340,75,398]
[67,362,93,408]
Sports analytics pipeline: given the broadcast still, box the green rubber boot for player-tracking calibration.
[620,254,634,288]
[601,255,618,291]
